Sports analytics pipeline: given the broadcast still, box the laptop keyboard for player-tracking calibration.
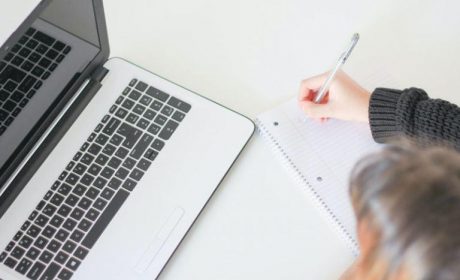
[0,27,71,136]
[0,79,191,280]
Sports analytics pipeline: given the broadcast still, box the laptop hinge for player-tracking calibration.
[91,66,109,83]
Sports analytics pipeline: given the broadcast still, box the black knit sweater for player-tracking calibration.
[369,88,460,150]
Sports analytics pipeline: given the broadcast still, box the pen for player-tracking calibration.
[313,33,360,103]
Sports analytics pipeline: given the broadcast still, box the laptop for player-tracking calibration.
[0,0,254,279]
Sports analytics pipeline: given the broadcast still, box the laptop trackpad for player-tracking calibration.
[134,207,185,273]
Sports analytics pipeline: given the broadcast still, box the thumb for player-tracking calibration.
[298,72,329,101]
[299,100,331,119]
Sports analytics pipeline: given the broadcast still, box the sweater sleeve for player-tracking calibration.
[369,87,460,149]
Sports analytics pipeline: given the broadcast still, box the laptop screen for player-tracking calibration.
[0,0,103,190]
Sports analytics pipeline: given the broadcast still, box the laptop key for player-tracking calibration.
[58,269,73,280]
[63,46,72,54]
[139,95,152,106]
[159,120,179,140]
[63,218,77,232]
[78,219,92,232]
[74,246,89,260]
[70,229,84,243]
[121,99,135,110]
[129,90,141,101]
[46,49,59,60]
[115,107,128,119]
[42,226,56,239]
[35,214,49,227]
[146,86,169,102]
[154,114,167,126]
[122,157,136,170]
[103,117,121,136]
[78,197,92,210]
[136,158,151,171]
[33,31,55,45]
[26,261,45,280]
[39,250,54,264]
[63,240,77,254]
[71,208,85,221]
[126,113,139,124]
[80,174,95,186]
[57,204,72,217]
[65,194,79,207]
[55,251,69,265]
[6,241,15,251]
[0,65,26,83]
[26,247,40,261]
[150,100,163,111]
[129,79,137,87]
[130,134,153,159]
[93,176,107,189]
[144,149,158,161]
[168,96,191,113]
[27,225,41,238]
[55,229,70,242]
[107,177,122,190]
[143,109,156,120]
[41,262,60,279]
[4,257,17,269]
[43,204,57,217]
[50,215,64,228]
[151,139,165,151]
[101,188,115,200]
[129,168,144,181]
[66,257,81,271]
[34,237,48,249]
[122,178,137,192]
[13,231,23,241]
[47,240,62,253]
[107,157,122,169]
[135,81,148,92]
[161,105,173,116]
[95,154,109,166]
[11,246,25,259]
[86,208,100,221]
[115,147,129,159]
[15,258,32,275]
[18,235,33,249]
[0,109,8,121]
[82,189,129,248]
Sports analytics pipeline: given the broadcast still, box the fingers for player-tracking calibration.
[299,99,332,119]
[298,72,329,102]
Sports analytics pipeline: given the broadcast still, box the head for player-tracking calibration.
[348,142,460,280]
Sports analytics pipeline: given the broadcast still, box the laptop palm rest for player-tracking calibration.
[134,207,185,273]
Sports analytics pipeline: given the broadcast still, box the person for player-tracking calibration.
[298,71,460,149]
[297,72,460,279]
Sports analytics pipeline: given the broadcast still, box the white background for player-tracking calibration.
[4,0,460,279]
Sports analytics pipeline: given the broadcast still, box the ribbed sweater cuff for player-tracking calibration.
[369,88,402,143]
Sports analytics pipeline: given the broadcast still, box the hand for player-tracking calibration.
[298,71,371,122]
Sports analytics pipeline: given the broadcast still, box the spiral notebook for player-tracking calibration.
[255,99,381,255]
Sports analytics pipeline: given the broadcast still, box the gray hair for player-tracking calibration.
[350,142,460,280]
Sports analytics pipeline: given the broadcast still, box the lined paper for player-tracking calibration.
[256,99,380,254]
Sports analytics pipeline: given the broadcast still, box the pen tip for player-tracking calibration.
[353,33,360,40]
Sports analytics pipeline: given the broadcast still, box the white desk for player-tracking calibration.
[102,0,460,279]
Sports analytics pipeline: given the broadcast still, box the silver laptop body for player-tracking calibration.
[0,1,254,279]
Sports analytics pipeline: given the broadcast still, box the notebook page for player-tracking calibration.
[256,98,380,253]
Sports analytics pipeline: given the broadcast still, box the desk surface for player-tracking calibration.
[6,0,460,279]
